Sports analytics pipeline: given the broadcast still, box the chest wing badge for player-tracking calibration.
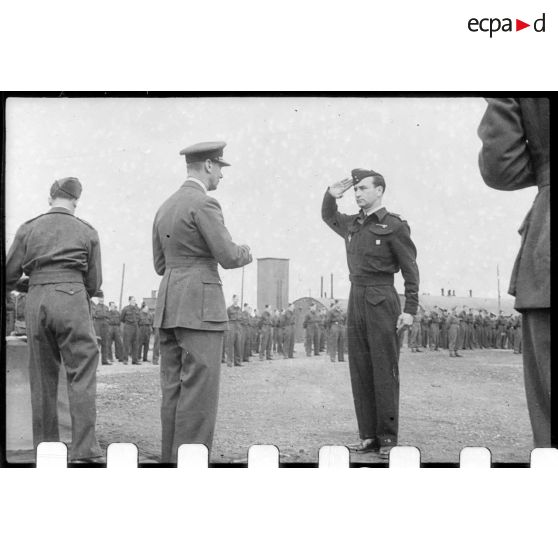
[376,223,388,229]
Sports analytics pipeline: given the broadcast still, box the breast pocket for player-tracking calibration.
[201,279,227,322]
[365,227,393,259]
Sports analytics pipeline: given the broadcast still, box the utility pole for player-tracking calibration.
[320,276,323,298]
[330,273,333,299]
[119,263,126,310]
[496,264,501,314]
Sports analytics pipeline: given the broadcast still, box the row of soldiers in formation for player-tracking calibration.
[223,298,347,366]
[408,306,523,357]
[90,295,157,365]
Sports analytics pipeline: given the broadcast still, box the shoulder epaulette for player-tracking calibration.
[75,216,96,230]
[23,213,48,225]
[387,212,404,221]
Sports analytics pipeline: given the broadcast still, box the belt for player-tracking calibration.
[166,256,218,270]
[349,272,394,286]
[29,269,84,285]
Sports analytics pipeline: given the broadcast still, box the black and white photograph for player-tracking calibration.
[3,95,551,466]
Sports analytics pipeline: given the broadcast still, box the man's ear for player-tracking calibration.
[204,159,213,173]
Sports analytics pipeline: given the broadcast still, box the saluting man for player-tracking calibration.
[6,177,103,463]
[153,141,252,463]
[322,168,419,459]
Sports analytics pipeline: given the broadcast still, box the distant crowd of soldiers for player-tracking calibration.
[8,291,522,367]
[89,294,157,366]
[408,306,522,357]
[222,298,348,366]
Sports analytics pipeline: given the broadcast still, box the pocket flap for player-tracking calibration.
[202,277,222,285]
[365,290,386,306]
[54,285,85,295]
[201,271,222,285]
[368,226,393,236]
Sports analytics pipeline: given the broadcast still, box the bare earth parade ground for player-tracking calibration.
[90,342,531,465]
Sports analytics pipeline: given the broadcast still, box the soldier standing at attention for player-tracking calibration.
[120,296,141,365]
[322,168,419,459]
[226,295,243,367]
[5,177,103,463]
[447,309,462,357]
[241,303,252,362]
[409,310,422,353]
[282,302,296,359]
[429,306,440,351]
[92,293,111,364]
[153,141,252,463]
[137,303,153,362]
[303,303,320,357]
[326,299,345,362]
[258,304,273,360]
[107,301,123,362]
[478,97,550,447]
[420,310,430,349]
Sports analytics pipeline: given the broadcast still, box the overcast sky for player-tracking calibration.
[5,96,535,307]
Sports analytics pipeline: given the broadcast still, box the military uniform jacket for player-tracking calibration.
[138,312,153,327]
[283,309,295,326]
[6,207,102,296]
[322,191,419,315]
[93,303,110,321]
[478,98,549,310]
[259,310,272,328]
[121,305,140,325]
[152,180,252,330]
[108,309,121,326]
[303,310,320,327]
[227,304,242,322]
[326,307,344,326]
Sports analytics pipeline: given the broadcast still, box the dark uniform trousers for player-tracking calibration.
[259,325,272,360]
[241,324,251,361]
[409,321,421,349]
[107,325,123,361]
[137,325,152,361]
[283,324,295,358]
[123,323,139,363]
[347,284,401,445]
[305,323,320,356]
[448,321,460,353]
[328,323,345,362]
[26,283,102,460]
[429,323,440,350]
[159,328,223,462]
[226,321,242,366]
[513,325,522,354]
[522,310,550,446]
[93,318,110,363]
[152,328,160,364]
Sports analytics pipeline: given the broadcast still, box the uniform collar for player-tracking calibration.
[357,206,388,223]
[184,177,208,193]
[48,206,74,215]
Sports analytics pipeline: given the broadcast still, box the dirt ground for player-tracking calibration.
[89,342,533,465]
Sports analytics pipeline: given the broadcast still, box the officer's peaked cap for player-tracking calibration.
[50,177,83,199]
[180,141,231,166]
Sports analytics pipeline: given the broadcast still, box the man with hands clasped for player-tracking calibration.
[322,169,419,459]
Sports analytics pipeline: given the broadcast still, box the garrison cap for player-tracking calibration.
[351,168,382,185]
[180,141,231,166]
[50,177,83,199]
